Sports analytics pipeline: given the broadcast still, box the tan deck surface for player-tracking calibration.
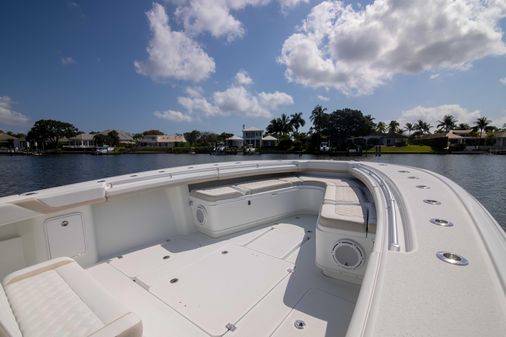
[87,215,360,337]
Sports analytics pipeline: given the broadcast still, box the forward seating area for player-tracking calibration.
[189,174,377,284]
[0,257,142,337]
[189,174,376,238]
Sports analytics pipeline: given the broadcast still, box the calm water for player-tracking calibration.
[1,154,504,229]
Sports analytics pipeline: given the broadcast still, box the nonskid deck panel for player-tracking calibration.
[87,215,360,337]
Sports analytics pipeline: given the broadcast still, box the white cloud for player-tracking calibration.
[235,70,253,85]
[214,86,271,117]
[279,0,506,95]
[397,104,482,130]
[134,3,215,82]
[178,94,219,116]
[317,95,329,101]
[430,73,440,80]
[61,57,76,65]
[157,71,294,122]
[154,109,193,122]
[500,76,506,85]
[172,0,307,41]
[257,91,294,108]
[492,115,506,128]
[0,96,29,126]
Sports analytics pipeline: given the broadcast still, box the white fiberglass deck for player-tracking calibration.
[87,214,360,337]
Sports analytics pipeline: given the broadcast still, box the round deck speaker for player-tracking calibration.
[332,239,365,270]
[195,205,207,225]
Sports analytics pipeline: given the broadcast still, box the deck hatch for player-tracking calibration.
[149,244,293,337]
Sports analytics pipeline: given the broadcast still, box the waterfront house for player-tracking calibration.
[351,133,407,147]
[98,130,135,145]
[261,135,278,147]
[139,134,187,148]
[242,126,263,148]
[0,133,17,150]
[64,133,96,150]
[225,135,243,148]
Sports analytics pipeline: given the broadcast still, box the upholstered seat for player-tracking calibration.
[319,203,368,233]
[235,179,292,194]
[1,257,142,337]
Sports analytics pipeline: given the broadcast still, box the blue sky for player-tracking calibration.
[1,0,505,136]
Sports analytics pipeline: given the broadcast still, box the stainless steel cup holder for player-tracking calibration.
[430,218,454,227]
[436,251,469,266]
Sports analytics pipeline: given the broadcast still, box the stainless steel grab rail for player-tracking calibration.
[356,164,400,251]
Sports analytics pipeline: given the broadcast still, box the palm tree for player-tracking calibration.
[437,115,457,133]
[456,123,470,130]
[289,112,305,134]
[388,120,400,134]
[475,116,490,145]
[376,121,386,134]
[279,113,293,135]
[415,120,432,135]
[310,105,327,134]
[404,122,414,136]
[266,114,293,136]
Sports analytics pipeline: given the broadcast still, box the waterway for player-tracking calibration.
[0,153,504,229]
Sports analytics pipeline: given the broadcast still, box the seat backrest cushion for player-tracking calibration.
[0,283,21,337]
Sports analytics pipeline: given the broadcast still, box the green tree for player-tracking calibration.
[266,118,283,136]
[456,123,470,130]
[388,120,400,134]
[289,112,305,134]
[437,115,457,133]
[93,131,119,147]
[218,132,233,142]
[309,105,328,135]
[142,129,164,135]
[475,116,490,145]
[132,133,143,142]
[414,120,432,135]
[327,108,372,148]
[364,115,376,131]
[376,121,386,134]
[266,113,293,136]
[404,122,414,136]
[184,130,201,145]
[107,130,120,146]
[27,119,79,149]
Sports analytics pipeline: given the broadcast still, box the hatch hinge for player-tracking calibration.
[226,323,237,332]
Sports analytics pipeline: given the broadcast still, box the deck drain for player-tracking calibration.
[430,218,454,227]
[408,176,419,179]
[294,320,306,329]
[424,199,441,205]
[436,251,468,266]
[221,250,228,254]
[170,278,179,284]
[416,185,430,189]
[398,170,410,173]
[306,230,313,233]
[163,255,170,260]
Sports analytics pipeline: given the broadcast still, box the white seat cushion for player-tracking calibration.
[0,283,21,337]
[190,186,243,202]
[235,179,292,194]
[320,203,368,233]
[324,186,365,204]
[2,257,142,337]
